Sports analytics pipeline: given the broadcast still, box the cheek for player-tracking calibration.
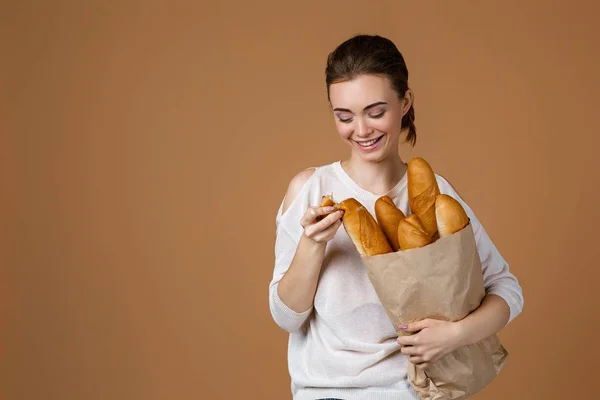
[374,115,402,134]
[335,122,353,139]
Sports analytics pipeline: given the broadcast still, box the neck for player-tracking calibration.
[341,154,407,196]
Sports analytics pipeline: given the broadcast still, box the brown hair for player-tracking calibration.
[325,34,416,147]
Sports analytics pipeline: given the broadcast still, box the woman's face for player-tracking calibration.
[328,74,411,163]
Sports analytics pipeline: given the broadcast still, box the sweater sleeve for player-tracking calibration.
[268,200,313,333]
[437,175,525,325]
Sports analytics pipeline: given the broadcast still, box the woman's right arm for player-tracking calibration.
[268,169,344,333]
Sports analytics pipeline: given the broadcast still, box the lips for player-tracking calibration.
[355,135,384,147]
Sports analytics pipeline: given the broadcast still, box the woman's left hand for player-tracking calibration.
[396,318,464,370]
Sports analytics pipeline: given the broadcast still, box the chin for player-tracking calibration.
[351,143,391,163]
[368,153,390,163]
[353,149,389,164]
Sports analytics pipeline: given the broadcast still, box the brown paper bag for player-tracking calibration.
[361,223,508,400]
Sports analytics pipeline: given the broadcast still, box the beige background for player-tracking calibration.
[2,1,600,399]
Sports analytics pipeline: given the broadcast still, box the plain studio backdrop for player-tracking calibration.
[2,1,600,399]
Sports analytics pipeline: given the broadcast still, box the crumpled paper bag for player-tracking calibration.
[360,223,508,399]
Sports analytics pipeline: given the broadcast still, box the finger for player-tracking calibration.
[313,209,344,231]
[400,319,429,333]
[315,205,338,222]
[414,360,429,370]
[305,209,342,236]
[300,207,317,227]
[317,216,342,235]
[409,353,432,365]
[310,219,342,242]
[399,323,421,332]
[302,206,336,226]
[408,355,424,363]
[400,345,420,356]
[396,334,417,346]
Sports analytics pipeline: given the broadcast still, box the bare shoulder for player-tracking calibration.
[281,168,317,215]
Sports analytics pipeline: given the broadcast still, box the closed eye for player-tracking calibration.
[336,110,385,123]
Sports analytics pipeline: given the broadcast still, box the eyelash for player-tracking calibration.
[338,112,385,123]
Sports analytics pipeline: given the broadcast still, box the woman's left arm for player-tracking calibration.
[397,175,524,368]
[397,238,522,369]
[439,174,525,327]
[454,293,510,346]
[397,294,510,369]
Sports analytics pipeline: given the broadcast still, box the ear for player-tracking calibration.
[401,89,413,117]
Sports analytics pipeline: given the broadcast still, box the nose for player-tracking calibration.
[354,117,373,138]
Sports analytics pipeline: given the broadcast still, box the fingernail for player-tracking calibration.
[398,324,408,330]
[326,207,335,211]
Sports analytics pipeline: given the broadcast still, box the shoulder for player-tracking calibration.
[434,172,476,218]
[435,173,466,201]
[281,167,318,215]
[434,172,484,231]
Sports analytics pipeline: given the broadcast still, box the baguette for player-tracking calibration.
[375,195,406,251]
[397,214,433,250]
[407,157,440,238]
[339,198,393,256]
[316,194,339,222]
[435,194,469,237]
[320,194,337,208]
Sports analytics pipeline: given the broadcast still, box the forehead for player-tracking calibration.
[329,74,396,108]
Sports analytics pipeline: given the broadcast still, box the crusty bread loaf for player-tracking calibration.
[435,194,469,237]
[397,214,433,250]
[316,194,339,221]
[407,157,440,238]
[320,194,337,208]
[339,198,393,256]
[375,195,406,251]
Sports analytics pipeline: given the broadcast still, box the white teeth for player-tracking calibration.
[358,137,379,146]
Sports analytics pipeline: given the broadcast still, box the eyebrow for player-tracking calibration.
[333,101,388,113]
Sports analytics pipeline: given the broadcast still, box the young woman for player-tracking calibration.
[268,34,524,400]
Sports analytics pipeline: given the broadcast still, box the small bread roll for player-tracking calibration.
[316,194,339,221]
[407,157,440,238]
[435,194,469,237]
[375,195,406,251]
[320,194,338,209]
[339,198,393,256]
[397,214,433,250]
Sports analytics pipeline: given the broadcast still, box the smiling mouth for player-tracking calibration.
[355,135,384,147]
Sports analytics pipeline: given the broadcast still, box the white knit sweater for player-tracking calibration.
[268,161,524,400]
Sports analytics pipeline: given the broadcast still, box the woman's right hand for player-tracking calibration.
[300,206,345,244]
